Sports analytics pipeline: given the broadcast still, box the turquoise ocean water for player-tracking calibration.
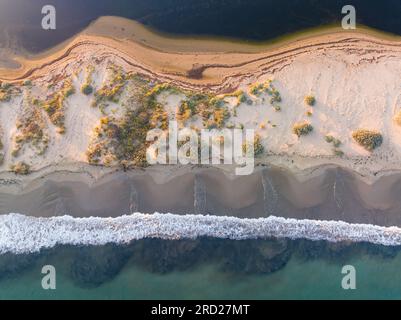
[1,240,401,300]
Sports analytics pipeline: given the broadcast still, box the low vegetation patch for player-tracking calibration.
[81,65,94,95]
[242,134,264,157]
[333,149,344,157]
[87,78,160,167]
[304,95,316,106]
[352,129,383,151]
[93,64,127,108]
[10,162,30,175]
[249,80,282,109]
[81,83,93,95]
[41,79,75,132]
[0,82,20,102]
[292,122,313,137]
[13,104,49,157]
[325,135,341,147]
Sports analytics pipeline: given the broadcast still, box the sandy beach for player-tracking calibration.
[0,163,400,228]
[0,16,400,175]
[0,16,400,230]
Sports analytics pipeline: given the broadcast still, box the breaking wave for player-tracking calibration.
[1,212,401,254]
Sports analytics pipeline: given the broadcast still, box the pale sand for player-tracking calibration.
[0,16,400,178]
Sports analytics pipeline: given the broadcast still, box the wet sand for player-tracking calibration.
[1,165,401,227]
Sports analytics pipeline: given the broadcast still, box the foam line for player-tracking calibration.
[0,212,400,254]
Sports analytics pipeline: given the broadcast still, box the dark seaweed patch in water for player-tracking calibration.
[69,244,133,288]
[131,238,204,273]
[1,238,401,288]
[293,239,401,263]
[0,252,39,280]
[127,238,292,275]
[215,239,292,274]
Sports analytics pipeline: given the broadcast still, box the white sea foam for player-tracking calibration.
[0,212,401,254]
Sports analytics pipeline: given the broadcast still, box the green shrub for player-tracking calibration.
[325,135,341,147]
[333,138,341,148]
[81,83,93,95]
[292,122,313,137]
[333,148,344,157]
[1,82,11,90]
[238,93,247,104]
[10,162,30,175]
[242,135,264,156]
[0,90,10,102]
[304,95,316,106]
[352,129,383,151]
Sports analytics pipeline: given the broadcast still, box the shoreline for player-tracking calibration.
[3,212,401,255]
[2,16,401,65]
[2,164,401,227]
[1,16,401,85]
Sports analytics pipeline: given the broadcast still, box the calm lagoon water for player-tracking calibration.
[1,0,401,53]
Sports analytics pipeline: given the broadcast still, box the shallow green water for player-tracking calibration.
[1,246,401,300]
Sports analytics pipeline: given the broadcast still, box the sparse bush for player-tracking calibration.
[304,95,316,106]
[238,92,247,104]
[253,135,264,156]
[93,64,127,107]
[10,162,30,175]
[292,122,313,137]
[242,134,264,157]
[0,83,15,102]
[352,129,383,151]
[325,135,341,147]
[1,82,11,90]
[394,110,401,126]
[11,148,19,157]
[81,83,93,95]
[333,139,341,148]
[0,90,10,102]
[333,149,344,157]
[41,79,75,131]
[13,105,49,156]
[250,83,264,96]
